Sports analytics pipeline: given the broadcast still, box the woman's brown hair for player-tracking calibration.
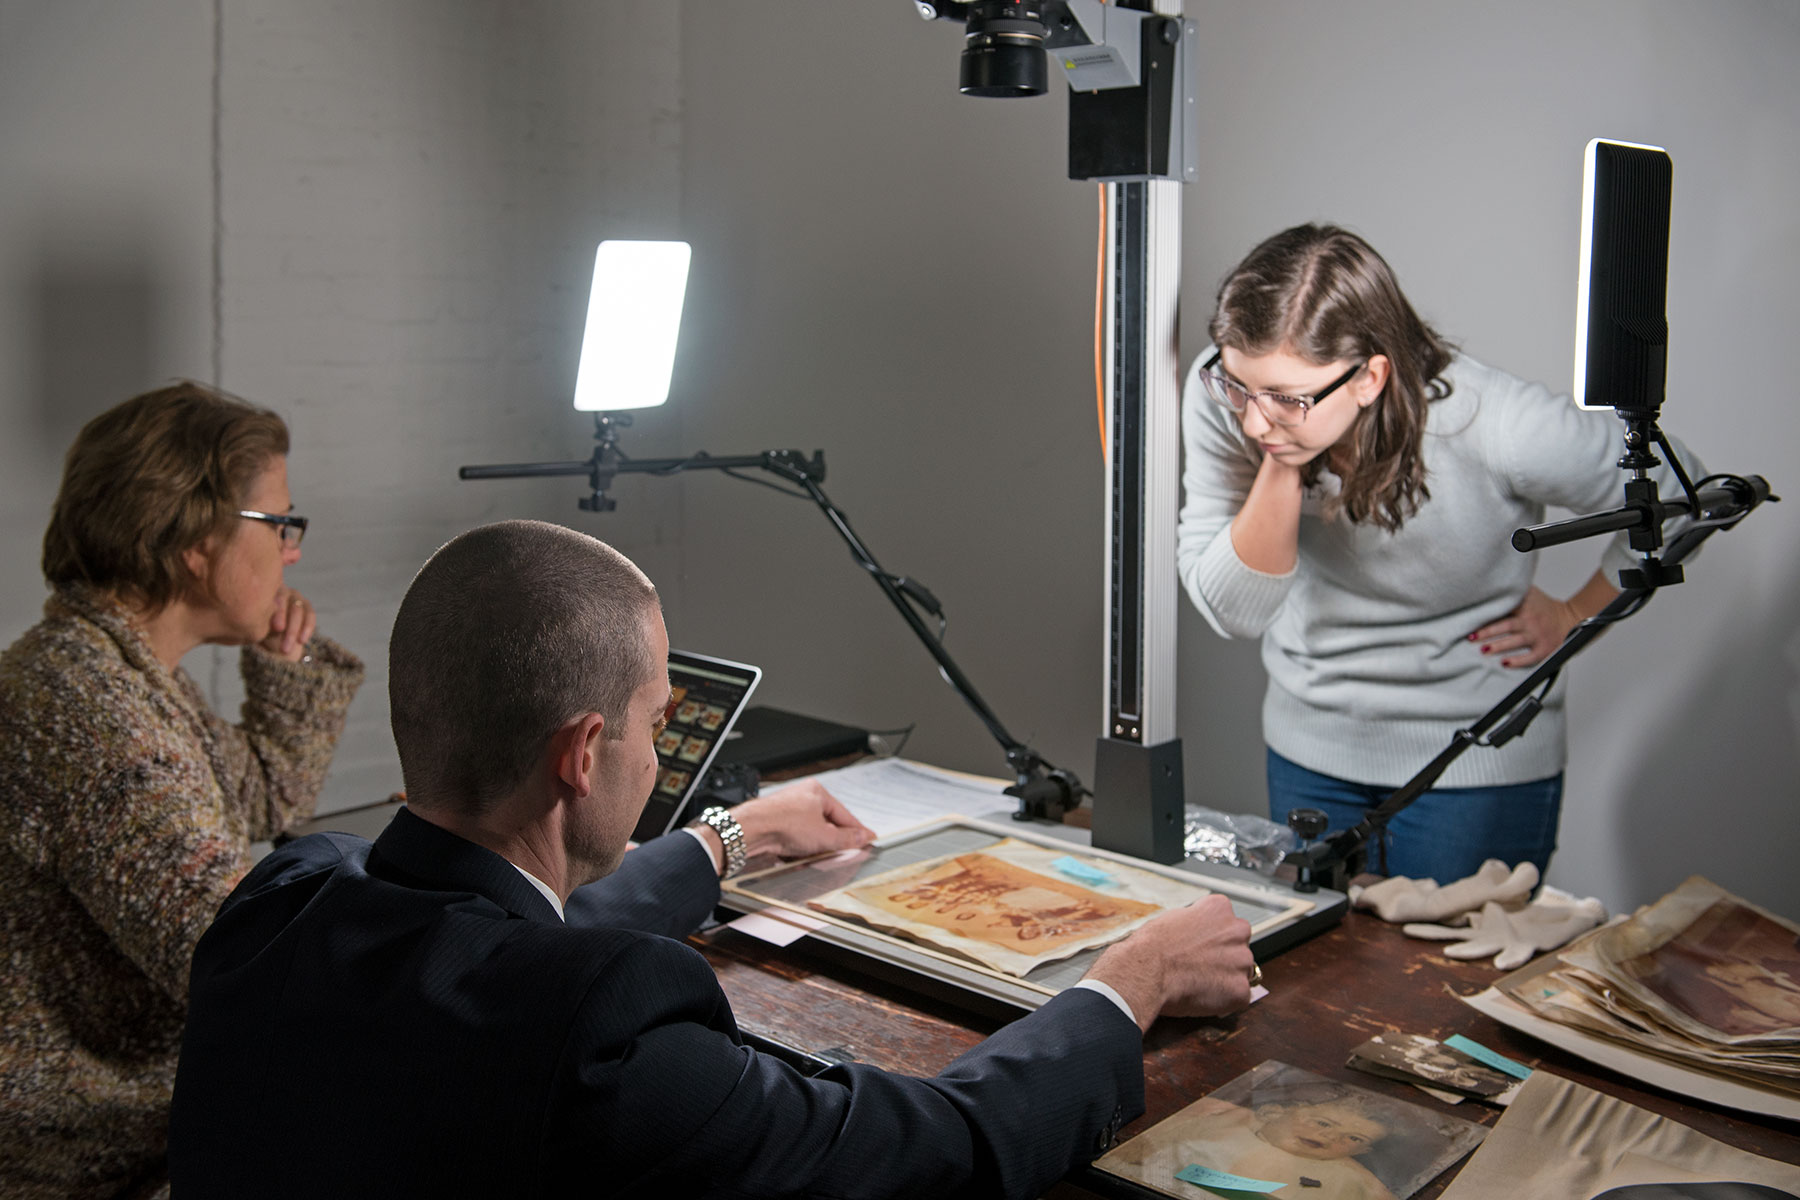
[42,381,290,610]
[1208,224,1454,531]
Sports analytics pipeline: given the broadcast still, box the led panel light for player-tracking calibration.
[573,240,691,411]
[1574,138,1671,411]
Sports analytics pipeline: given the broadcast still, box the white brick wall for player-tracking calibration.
[0,0,684,813]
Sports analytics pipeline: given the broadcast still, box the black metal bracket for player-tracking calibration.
[461,418,1089,822]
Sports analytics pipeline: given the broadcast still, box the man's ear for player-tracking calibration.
[551,712,608,799]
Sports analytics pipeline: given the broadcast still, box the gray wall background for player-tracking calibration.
[2,1,1794,917]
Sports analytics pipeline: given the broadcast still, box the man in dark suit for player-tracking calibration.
[169,519,1256,1198]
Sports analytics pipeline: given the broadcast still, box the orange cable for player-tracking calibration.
[1094,181,1108,464]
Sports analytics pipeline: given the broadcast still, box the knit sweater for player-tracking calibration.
[1177,352,1696,789]
[0,584,363,1199]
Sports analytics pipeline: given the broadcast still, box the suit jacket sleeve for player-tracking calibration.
[545,937,1144,1200]
[562,829,720,937]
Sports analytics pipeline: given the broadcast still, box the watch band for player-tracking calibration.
[694,805,747,880]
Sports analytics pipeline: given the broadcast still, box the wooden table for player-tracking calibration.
[691,904,1800,1198]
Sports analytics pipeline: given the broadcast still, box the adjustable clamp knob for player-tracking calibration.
[1287,807,1329,843]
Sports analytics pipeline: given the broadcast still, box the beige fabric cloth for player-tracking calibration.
[1440,1071,1800,1198]
[0,585,362,1199]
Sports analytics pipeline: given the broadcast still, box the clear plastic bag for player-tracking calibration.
[1183,806,1296,875]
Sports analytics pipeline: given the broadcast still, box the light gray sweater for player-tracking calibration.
[1178,352,1696,788]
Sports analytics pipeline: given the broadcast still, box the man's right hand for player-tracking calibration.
[732,779,875,862]
[1083,894,1255,1033]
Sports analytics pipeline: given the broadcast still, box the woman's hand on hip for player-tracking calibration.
[1468,586,1577,668]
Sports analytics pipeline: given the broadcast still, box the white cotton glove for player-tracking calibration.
[1402,889,1608,970]
[1348,859,1539,924]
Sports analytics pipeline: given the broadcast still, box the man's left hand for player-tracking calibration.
[733,779,875,862]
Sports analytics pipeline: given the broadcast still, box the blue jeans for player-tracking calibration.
[1266,749,1562,884]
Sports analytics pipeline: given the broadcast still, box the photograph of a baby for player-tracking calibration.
[1095,1061,1487,1200]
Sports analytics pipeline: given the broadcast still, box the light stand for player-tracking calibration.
[1283,453,1776,894]
[460,415,1088,821]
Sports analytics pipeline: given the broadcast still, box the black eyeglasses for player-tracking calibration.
[1197,350,1365,427]
[238,509,309,548]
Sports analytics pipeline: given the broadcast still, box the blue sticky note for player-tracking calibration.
[1444,1033,1533,1080]
[1174,1163,1286,1193]
[1050,856,1116,886]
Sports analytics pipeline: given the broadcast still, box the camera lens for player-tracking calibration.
[959,1,1048,97]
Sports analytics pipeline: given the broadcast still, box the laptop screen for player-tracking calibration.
[632,649,762,843]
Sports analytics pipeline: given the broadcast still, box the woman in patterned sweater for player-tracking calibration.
[0,383,364,1198]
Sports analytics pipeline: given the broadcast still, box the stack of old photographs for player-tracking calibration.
[1491,877,1800,1099]
[1346,1033,1521,1106]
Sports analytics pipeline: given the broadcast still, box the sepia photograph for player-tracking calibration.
[807,836,1202,976]
[1626,896,1800,1039]
[1347,1034,1513,1099]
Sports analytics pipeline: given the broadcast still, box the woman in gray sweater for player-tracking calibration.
[1177,223,1692,885]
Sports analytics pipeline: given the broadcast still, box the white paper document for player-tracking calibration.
[763,757,1015,837]
[726,909,826,947]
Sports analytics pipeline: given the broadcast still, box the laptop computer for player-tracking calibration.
[633,649,762,843]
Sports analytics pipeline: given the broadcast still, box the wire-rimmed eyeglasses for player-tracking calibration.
[1197,350,1364,427]
[238,509,309,548]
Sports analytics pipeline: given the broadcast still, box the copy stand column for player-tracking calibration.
[1091,177,1185,865]
[1092,736,1185,865]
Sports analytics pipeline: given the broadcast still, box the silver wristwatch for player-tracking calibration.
[694,805,747,880]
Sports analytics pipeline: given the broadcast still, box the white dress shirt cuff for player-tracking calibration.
[1072,978,1139,1026]
[680,824,724,876]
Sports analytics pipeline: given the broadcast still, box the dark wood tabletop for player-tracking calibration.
[690,903,1800,1199]
[288,785,1800,1194]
